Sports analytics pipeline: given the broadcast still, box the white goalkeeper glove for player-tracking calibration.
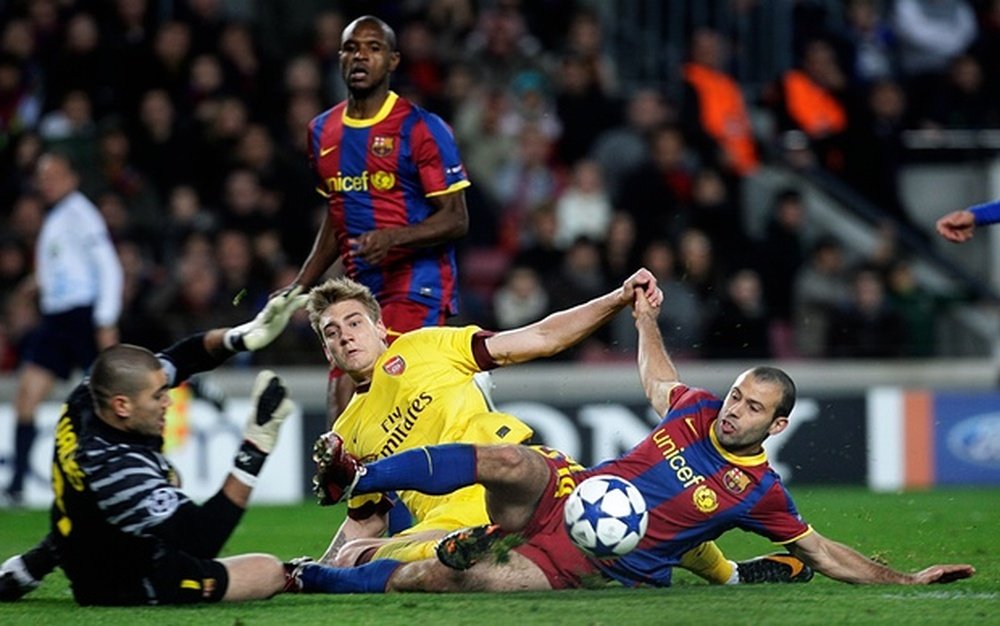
[223,286,308,352]
[233,370,295,486]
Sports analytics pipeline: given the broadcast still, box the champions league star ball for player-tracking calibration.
[563,475,649,559]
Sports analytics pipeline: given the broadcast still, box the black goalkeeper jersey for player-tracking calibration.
[49,342,243,604]
[50,384,187,602]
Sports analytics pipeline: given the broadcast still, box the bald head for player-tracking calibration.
[89,344,162,414]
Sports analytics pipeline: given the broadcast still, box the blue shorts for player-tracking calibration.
[21,306,98,380]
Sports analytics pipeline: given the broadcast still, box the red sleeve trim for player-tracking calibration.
[471,330,498,371]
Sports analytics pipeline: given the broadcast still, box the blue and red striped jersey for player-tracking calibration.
[307,91,469,314]
[583,384,812,587]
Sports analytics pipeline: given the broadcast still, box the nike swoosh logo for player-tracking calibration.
[319,145,338,157]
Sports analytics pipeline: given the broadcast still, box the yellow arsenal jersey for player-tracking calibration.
[334,325,533,526]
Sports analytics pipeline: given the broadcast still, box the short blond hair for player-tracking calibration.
[306,277,382,337]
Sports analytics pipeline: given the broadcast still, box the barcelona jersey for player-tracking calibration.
[581,384,812,587]
[334,325,533,524]
[307,92,469,315]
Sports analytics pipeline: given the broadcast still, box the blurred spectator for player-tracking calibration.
[892,0,977,121]
[104,0,157,116]
[770,38,849,172]
[554,158,612,248]
[544,236,608,331]
[131,88,196,196]
[147,247,237,342]
[114,237,169,349]
[395,19,447,106]
[793,236,851,358]
[177,0,229,56]
[425,0,477,62]
[191,95,250,202]
[702,268,772,359]
[45,11,114,115]
[218,167,278,237]
[307,9,349,105]
[680,28,760,177]
[147,21,194,111]
[183,53,228,124]
[926,54,999,128]
[757,188,807,325]
[689,168,749,267]
[7,192,45,252]
[676,227,724,316]
[562,8,618,95]
[492,123,563,253]
[601,210,640,287]
[839,0,898,86]
[90,119,161,241]
[214,228,271,315]
[0,130,42,207]
[826,264,906,358]
[95,190,130,241]
[500,69,562,141]
[842,79,912,228]
[492,265,549,329]
[885,257,966,356]
[621,239,704,359]
[590,88,672,200]
[618,125,696,250]
[160,184,215,263]
[510,204,563,284]
[0,52,41,145]
[454,87,516,208]
[464,5,545,89]
[553,51,619,165]
[217,21,276,114]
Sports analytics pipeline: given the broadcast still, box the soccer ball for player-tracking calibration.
[563,474,648,559]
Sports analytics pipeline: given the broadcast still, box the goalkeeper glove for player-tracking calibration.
[233,370,295,486]
[223,285,308,352]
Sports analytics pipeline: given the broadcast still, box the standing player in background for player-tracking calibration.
[280,15,470,422]
[4,152,124,505]
[936,200,1000,243]
[298,281,974,594]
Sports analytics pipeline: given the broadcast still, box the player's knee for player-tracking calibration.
[333,539,380,567]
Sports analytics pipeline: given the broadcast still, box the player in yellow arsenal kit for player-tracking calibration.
[332,326,533,559]
[303,273,810,586]
[307,279,533,566]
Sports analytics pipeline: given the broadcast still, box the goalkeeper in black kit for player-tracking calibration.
[0,288,307,605]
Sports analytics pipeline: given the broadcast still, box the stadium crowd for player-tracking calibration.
[1,0,998,371]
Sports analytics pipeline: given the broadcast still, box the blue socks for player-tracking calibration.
[299,559,402,594]
[356,444,476,496]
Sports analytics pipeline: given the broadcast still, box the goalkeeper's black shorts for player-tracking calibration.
[72,550,228,606]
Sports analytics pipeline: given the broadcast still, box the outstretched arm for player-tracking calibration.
[632,280,678,417]
[936,200,1000,243]
[787,530,975,584]
[485,268,662,366]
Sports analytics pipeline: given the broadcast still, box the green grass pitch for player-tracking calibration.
[1,487,997,625]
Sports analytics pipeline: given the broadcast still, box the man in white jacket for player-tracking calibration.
[5,151,124,505]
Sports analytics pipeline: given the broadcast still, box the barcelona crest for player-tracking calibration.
[371,135,395,156]
[723,467,751,495]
